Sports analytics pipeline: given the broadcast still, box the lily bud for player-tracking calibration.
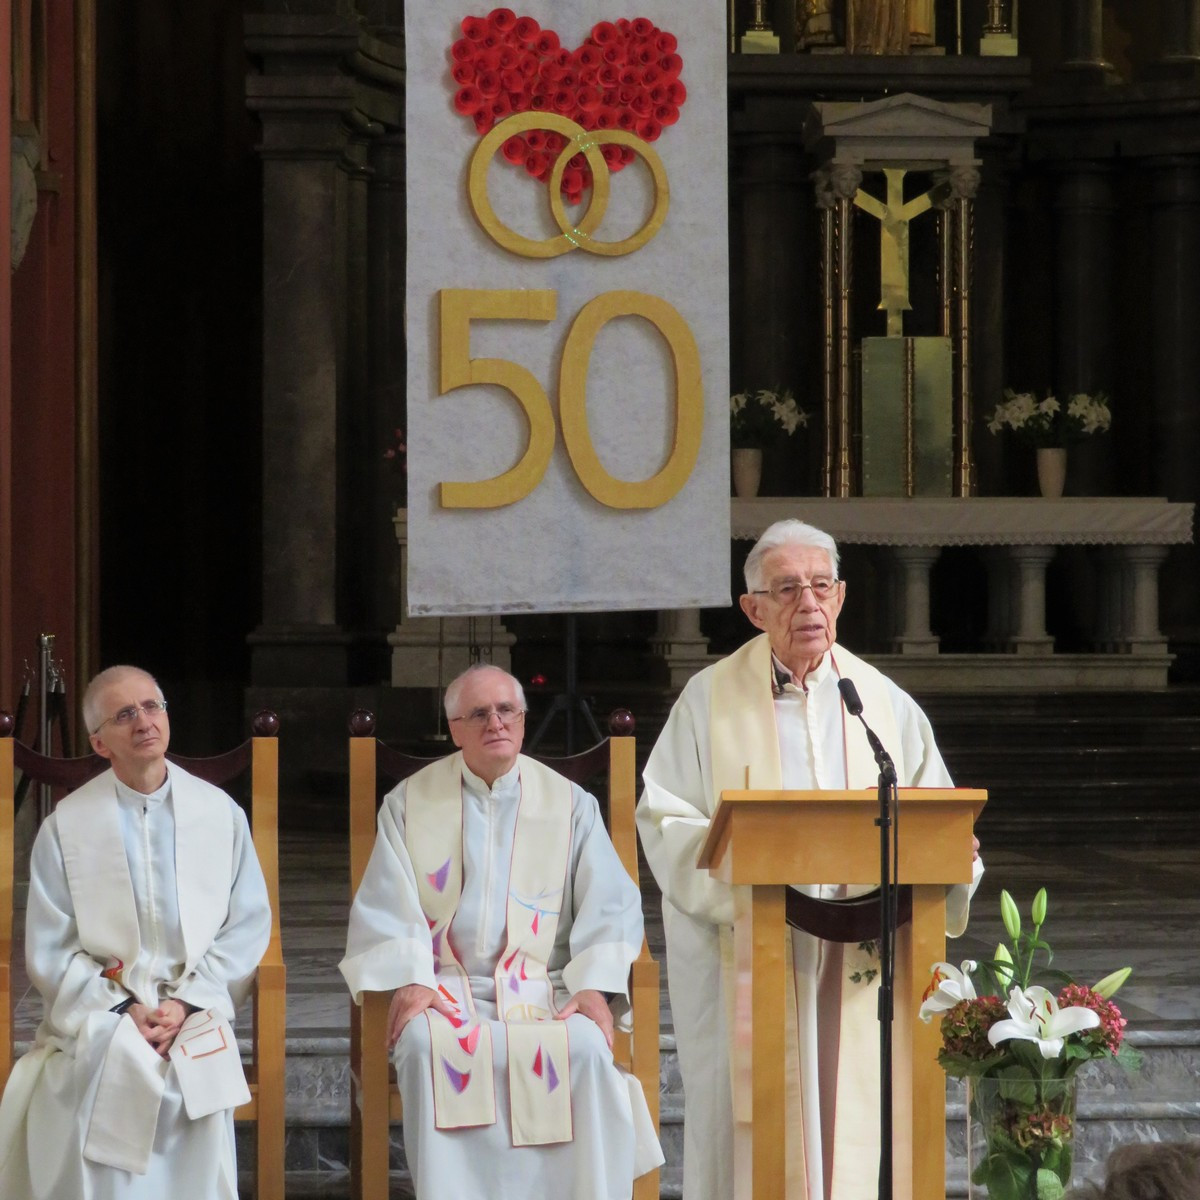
[994,943,1014,984]
[1092,967,1131,999]
[1000,890,1021,941]
[1031,887,1047,927]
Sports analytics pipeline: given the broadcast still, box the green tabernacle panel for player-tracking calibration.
[860,336,953,496]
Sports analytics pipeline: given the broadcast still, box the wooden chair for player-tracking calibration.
[0,709,286,1199]
[346,708,660,1200]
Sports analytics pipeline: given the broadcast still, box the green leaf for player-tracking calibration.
[1036,1167,1066,1200]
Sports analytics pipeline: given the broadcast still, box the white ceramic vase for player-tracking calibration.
[731,447,763,498]
[1036,447,1067,498]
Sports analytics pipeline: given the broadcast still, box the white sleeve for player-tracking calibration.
[339,781,437,1004]
[636,678,736,928]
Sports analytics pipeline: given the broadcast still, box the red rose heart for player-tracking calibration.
[448,9,687,205]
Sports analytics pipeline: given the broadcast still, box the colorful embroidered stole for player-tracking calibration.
[708,635,906,1200]
[406,753,574,1144]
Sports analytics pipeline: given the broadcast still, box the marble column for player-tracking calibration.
[890,547,941,654]
[1052,163,1115,497]
[1006,545,1056,655]
[1148,159,1200,661]
[1122,545,1170,654]
[244,15,403,685]
[651,608,718,690]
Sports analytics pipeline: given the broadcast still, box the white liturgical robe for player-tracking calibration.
[339,753,662,1200]
[0,762,271,1200]
[637,636,981,1200]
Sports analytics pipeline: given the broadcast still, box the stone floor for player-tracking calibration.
[9,826,1200,1197]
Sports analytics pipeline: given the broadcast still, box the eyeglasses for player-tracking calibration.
[92,699,168,734]
[751,578,841,605]
[450,703,527,730]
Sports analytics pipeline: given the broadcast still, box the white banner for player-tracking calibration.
[405,1,729,615]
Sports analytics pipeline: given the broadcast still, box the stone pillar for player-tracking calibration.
[1060,0,1114,78]
[1052,164,1116,497]
[732,137,809,493]
[1148,159,1200,665]
[651,609,718,690]
[1006,545,1056,655]
[890,547,940,653]
[1122,545,1170,654]
[244,15,403,685]
[1158,0,1200,72]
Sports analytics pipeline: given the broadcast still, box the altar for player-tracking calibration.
[718,497,1196,691]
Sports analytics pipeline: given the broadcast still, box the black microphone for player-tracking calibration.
[838,678,896,780]
[837,677,864,716]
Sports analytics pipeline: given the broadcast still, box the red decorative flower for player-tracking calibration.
[446,13,688,200]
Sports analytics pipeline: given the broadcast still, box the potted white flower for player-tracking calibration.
[729,388,809,497]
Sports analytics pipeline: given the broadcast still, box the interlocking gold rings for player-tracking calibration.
[468,112,670,259]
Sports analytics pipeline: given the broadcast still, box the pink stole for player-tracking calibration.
[405,753,574,1144]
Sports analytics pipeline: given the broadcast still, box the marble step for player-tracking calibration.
[247,1028,1197,1199]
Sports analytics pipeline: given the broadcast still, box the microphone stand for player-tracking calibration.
[839,679,899,1200]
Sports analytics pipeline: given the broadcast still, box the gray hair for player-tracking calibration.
[743,519,840,592]
[443,663,527,719]
[82,665,164,735]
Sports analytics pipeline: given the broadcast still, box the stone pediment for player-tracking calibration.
[805,93,992,168]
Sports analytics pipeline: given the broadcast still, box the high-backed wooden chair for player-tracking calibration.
[0,710,286,1199]
[346,708,660,1200]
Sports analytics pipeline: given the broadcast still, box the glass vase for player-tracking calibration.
[967,1074,1079,1200]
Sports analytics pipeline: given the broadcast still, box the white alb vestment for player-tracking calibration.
[0,762,271,1200]
[637,636,981,1200]
[339,753,662,1200]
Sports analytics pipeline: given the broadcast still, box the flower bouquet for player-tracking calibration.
[986,389,1111,449]
[920,888,1137,1200]
[729,388,808,449]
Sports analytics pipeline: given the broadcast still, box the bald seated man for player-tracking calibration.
[340,664,662,1200]
[0,665,271,1199]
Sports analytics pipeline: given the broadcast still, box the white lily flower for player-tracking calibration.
[987,985,1100,1059]
[918,960,978,1022]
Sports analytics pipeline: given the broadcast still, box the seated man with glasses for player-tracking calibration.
[0,665,271,1198]
[637,518,982,1200]
[340,663,661,1200]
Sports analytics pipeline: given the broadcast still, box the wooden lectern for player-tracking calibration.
[697,787,986,1200]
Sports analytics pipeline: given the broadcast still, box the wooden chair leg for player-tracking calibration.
[353,992,393,1200]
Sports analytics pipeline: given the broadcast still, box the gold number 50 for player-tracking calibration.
[438,288,703,511]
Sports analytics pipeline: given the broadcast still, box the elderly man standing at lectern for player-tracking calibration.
[637,518,982,1200]
[340,664,661,1200]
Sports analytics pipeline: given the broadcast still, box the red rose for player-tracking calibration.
[496,46,518,70]
[641,65,661,87]
[451,38,475,63]
[637,117,662,142]
[529,92,547,109]
[660,54,684,79]
[543,132,565,154]
[619,144,636,165]
[501,68,525,93]
[473,111,494,134]
[617,110,636,131]
[477,69,502,98]
[656,31,678,55]
[562,166,586,195]
[568,152,587,171]
[488,9,517,33]
[513,16,540,43]
[602,45,626,66]
[575,44,602,70]
[451,62,475,86]
[648,83,667,104]
[631,17,655,38]
[502,135,529,164]
[461,15,488,41]
[597,63,620,88]
[630,93,652,117]
[594,108,618,130]
[591,21,618,45]
[525,130,546,150]
[666,79,687,105]
[524,150,549,179]
[535,30,560,54]
[551,89,574,114]
[576,86,602,112]
[619,67,641,87]
[453,85,484,115]
[601,144,623,168]
[655,102,680,126]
